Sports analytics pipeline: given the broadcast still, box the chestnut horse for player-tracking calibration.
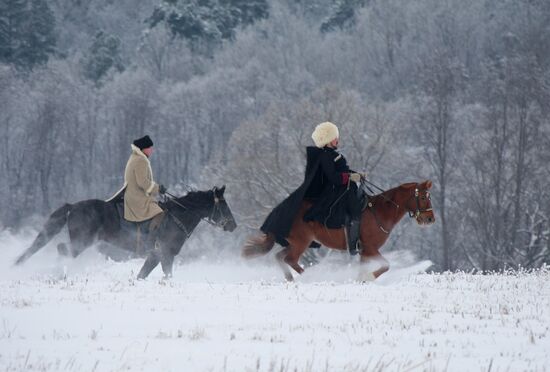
[243,180,435,281]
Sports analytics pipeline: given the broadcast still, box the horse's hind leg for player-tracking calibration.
[276,242,308,282]
[59,232,93,259]
[275,248,294,282]
[284,250,305,275]
[65,213,97,258]
[57,243,70,257]
[283,238,310,276]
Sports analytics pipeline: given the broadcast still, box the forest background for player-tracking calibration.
[1,0,549,271]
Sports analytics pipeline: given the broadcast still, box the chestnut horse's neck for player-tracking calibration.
[366,183,416,233]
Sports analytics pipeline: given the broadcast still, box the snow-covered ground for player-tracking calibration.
[0,230,549,372]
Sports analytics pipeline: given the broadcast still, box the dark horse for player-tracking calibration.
[14,186,237,278]
[243,181,435,281]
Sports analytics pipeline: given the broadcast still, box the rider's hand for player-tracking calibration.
[158,184,167,194]
[350,173,362,183]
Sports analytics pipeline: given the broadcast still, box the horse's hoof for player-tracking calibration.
[359,271,376,282]
[57,243,69,256]
[136,273,147,280]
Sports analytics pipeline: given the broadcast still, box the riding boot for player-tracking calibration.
[345,183,363,256]
[345,216,361,256]
[143,212,165,255]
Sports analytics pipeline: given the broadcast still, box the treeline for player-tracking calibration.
[0,0,549,271]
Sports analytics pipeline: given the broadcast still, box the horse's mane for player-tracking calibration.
[372,183,417,204]
[373,188,398,205]
[166,189,213,210]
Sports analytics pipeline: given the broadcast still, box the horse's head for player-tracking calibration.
[402,180,435,225]
[209,185,237,232]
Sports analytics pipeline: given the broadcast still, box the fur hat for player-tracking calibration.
[133,135,153,150]
[311,121,339,148]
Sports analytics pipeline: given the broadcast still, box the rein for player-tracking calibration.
[361,180,432,234]
[164,190,230,232]
[361,179,399,208]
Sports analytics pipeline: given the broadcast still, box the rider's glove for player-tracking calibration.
[349,173,362,183]
[158,184,167,194]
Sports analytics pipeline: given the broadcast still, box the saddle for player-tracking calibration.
[108,190,157,256]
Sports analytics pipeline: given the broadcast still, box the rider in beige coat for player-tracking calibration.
[107,136,166,253]
[108,135,166,233]
[124,143,163,222]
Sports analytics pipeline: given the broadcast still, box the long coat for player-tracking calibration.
[108,144,162,222]
[260,146,356,246]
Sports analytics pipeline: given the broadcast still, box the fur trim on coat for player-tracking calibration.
[106,144,162,222]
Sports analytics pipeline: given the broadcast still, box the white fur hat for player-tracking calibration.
[311,121,339,148]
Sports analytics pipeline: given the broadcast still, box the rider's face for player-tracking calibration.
[142,147,154,157]
[329,138,339,148]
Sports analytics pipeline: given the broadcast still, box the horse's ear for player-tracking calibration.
[425,180,433,190]
[220,185,226,194]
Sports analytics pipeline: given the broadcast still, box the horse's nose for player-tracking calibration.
[427,216,434,223]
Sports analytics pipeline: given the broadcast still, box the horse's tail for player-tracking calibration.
[242,233,276,258]
[14,203,72,265]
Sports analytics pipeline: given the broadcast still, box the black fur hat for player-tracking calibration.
[133,135,153,150]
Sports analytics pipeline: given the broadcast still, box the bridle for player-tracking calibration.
[403,187,433,222]
[361,180,433,233]
[164,188,233,234]
[206,189,232,229]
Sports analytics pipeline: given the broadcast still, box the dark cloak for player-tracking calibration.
[260,146,358,246]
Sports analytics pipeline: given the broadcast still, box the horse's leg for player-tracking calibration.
[96,241,133,262]
[372,254,390,278]
[137,248,161,279]
[159,243,175,279]
[359,252,389,281]
[64,206,102,259]
[283,242,308,275]
[57,243,70,257]
[275,248,294,282]
[66,226,94,258]
[274,239,311,282]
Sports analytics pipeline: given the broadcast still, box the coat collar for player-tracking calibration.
[131,144,149,161]
[130,144,155,182]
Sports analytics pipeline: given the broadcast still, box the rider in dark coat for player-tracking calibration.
[260,122,365,255]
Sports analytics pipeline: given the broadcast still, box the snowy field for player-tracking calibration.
[1,231,549,372]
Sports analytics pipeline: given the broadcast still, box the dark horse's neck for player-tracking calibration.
[176,191,213,216]
[166,190,215,236]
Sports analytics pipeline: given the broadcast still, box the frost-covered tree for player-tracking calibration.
[138,26,202,82]
[0,0,27,65]
[0,0,56,69]
[20,0,56,67]
[1,0,549,271]
[320,0,366,32]
[147,0,268,53]
[82,31,124,84]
